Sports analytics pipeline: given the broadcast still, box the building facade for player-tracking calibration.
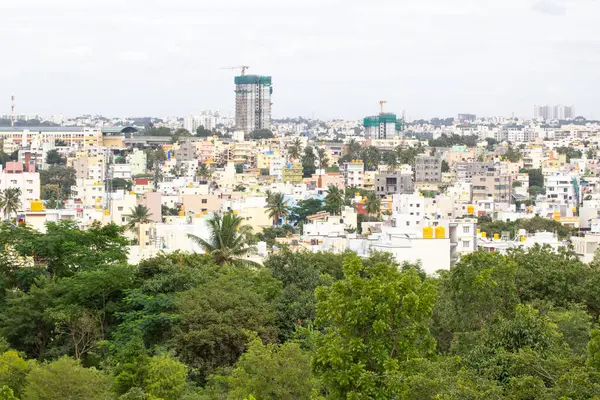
[234,75,272,133]
[414,154,442,183]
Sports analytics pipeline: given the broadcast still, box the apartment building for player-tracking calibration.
[471,166,512,204]
[455,161,494,181]
[375,172,414,197]
[343,160,365,188]
[414,154,442,183]
[0,161,40,214]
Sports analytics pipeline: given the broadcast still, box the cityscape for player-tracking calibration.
[2,0,600,398]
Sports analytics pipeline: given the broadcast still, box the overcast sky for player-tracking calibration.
[1,0,599,120]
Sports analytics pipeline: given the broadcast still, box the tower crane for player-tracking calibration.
[379,100,387,114]
[221,65,250,76]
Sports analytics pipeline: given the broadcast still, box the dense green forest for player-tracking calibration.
[1,219,600,399]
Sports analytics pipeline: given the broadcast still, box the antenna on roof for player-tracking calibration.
[10,95,15,127]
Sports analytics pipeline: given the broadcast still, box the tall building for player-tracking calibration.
[534,104,575,120]
[458,113,476,122]
[234,75,272,133]
[364,113,403,139]
[414,154,442,183]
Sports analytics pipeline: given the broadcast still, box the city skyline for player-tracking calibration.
[2,0,599,119]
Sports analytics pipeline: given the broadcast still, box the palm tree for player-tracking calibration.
[289,138,302,160]
[0,188,21,220]
[316,147,329,170]
[324,185,344,215]
[266,192,289,226]
[187,212,259,267]
[383,151,400,172]
[197,163,212,182]
[124,205,152,244]
[364,191,382,218]
[347,139,362,159]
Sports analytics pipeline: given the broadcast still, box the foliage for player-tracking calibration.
[44,149,66,166]
[0,351,29,397]
[429,134,478,147]
[225,335,313,400]
[265,192,290,226]
[557,146,583,163]
[316,147,329,170]
[503,146,522,162]
[22,357,112,400]
[144,354,187,400]
[247,129,274,140]
[39,166,76,199]
[187,212,258,267]
[314,254,437,398]
[288,138,302,160]
[142,123,171,136]
[520,168,544,188]
[0,189,21,219]
[324,185,344,215]
[477,216,573,240]
[289,198,324,226]
[302,146,316,178]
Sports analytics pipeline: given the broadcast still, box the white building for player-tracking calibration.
[343,161,364,188]
[128,149,147,176]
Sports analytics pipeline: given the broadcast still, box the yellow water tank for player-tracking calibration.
[423,226,433,239]
[178,211,184,216]
[572,207,577,213]
[493,233,500,240]
[435,226,446,239]
[553,210,561,221]
[233,210,238,215]
[130,191,135,195]
[521,236,526,242]
[481,232,487,238]
[195,213,201,218]
[476,228,481,234]
[104,209,110,216]
[467,205,475,214]
[30,200,43,212]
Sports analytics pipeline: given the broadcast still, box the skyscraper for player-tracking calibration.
[234,75,272,133]
[535,104,575,120]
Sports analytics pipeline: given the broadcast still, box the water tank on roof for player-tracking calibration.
[435,226,446,239]
[423,226,433,239]
[467,205,475,214]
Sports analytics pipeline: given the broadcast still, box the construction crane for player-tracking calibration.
[379,100,387,114]
[221,65,250,76]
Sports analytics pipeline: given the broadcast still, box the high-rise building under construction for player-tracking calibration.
[234,75,272,133]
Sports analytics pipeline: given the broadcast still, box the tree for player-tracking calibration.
[324,185,344,215]
[557,146,583,163]
[196,125,214,137]
[196,163,212,182]
[361,146,381,171]
[187,212,258,267]
[0,189,21,220]
[441,160,450,173]
[112,178,133,191]
[22,357,111,400]
[316,147,329,170]
[288,138,302,160]
[144,354,187,400]
[266,192,290,227]
[0,351,29,397]
[44,149,65,166]
[124,205,152,244]
[248,129,274,140]
[302,146,316,178]
[290,198,324,226]
[314,254,437,398]
[520,168,544,188]
[364,191,381,218]
[226,335,313,400]
[171,128,191,144]
[174,268,279,381]
[143,123,171,136]
[346,139,362,159]
[587,147,596,160]
[40,166,76,198]
[503,146,522,162]
[383,151,399,172]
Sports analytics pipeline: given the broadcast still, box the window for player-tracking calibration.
[118,206,124,211]
[462,240,470,248]
[463,226,470,233]
[121,217,126,222]
[201,199,208,204]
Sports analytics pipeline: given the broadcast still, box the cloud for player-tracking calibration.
[532,0,567,15]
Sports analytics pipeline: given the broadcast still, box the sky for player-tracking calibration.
[1,0,599,120]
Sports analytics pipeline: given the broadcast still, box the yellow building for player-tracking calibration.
[102,136,125,148]
[282,162,303,184]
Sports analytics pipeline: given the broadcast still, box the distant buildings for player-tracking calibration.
[534,105,575,120]
[458,113,476,122]
[363,113,402,140]
[234,75,272,133]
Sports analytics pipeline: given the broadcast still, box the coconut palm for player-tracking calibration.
[289,138,302,160]
[266,192,289,226]
[0,188,21,220]
[383,151,400,172]
[324,185,344,215]
[347,139,362,159]
[187,212,259,267]
[316,147,329,170]
[124,205,152,244]
[197,163,212,182]
[364,191,382,218]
